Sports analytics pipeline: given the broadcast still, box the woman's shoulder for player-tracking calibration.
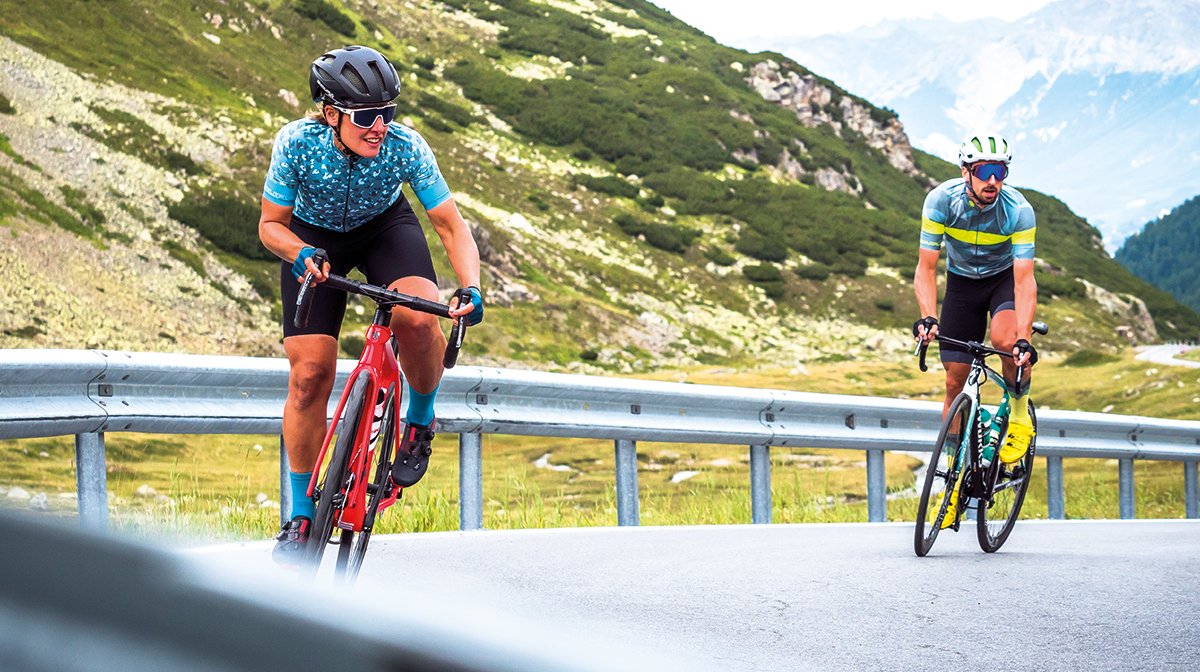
[275,117,329,145]
[385,122,432,148]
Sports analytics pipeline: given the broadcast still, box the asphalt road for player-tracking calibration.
[203,520,1200,671]
[1135,344,1200,368]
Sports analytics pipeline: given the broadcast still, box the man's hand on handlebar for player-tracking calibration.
[292,246,330,284]
[912,316,939,344]
[1013,338,1038,368]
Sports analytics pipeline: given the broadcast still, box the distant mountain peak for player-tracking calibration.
[769,0,1200,248]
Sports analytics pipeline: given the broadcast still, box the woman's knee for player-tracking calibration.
[288,360,335,408]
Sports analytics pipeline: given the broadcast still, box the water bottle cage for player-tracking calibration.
[369,387,387,444]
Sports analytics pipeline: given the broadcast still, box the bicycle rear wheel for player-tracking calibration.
[341,383,400,583]
[977,403,1036,552]
[306,371,370,572]
[915,393,973,557]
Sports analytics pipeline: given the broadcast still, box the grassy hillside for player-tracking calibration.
[0,0,1196,368]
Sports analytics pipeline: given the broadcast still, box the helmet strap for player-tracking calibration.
[328,107,362,160]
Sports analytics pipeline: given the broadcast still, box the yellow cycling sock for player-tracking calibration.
[1010,393,1030,424]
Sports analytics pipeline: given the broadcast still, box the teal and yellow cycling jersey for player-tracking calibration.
[920,178,1036,279]
[263,118,451,232]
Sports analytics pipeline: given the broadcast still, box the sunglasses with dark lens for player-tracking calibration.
[333,104,397,129]
[970,162,1009,182]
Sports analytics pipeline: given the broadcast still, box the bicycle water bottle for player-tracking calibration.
[980,399,1008,468]
[369,387,387,443]
[978,408,994,468]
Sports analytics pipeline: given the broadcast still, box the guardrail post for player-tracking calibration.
[1119,458,1135,519]
[278,436,291,528]
[866,449,886,522]
[74,432,108,530]
[614,439,640,526]
[459,432,483,530]
[1185,461,1198,519]
[750,444,771,524]
[1046,455,1064,520]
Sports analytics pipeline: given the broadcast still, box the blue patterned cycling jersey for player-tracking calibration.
[920,178,1036,279]
[263,118,451,232]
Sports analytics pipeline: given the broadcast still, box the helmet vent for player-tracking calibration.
[340,64,369,97]
[368,61,386,92]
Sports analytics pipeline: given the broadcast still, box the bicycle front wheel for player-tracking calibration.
[306,371,370,572]
[977,403,1036,552]
[915,393,973,557]
[342,383,400,583]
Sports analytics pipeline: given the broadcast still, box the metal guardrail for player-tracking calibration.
[2,349,1198,528]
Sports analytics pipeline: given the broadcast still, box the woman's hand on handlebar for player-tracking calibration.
[292,246,330,284]
[448,286,483,326]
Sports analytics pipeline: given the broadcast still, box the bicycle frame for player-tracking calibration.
[306,308,405,534]
[949,355,1011,502]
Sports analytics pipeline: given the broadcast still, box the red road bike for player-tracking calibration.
[294,249,467,581]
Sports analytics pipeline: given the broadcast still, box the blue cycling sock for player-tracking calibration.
[405,383,439,427]
[289,471,315,520]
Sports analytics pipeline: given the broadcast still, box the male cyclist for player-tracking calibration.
[260,45,483,563]
[912,134,1038,527]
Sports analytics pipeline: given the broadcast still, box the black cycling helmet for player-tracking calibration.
[309,45,400,108]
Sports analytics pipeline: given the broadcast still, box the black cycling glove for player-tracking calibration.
[1014,338,1039,366]
[912,316,939,338]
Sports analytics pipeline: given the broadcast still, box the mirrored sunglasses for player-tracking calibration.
[333,104,397,129]
[970,162,1008,182]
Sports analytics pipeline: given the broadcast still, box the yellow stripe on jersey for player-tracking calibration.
[944,228,1013,246]
[921,217,945,235]
[1011,227,1036,245]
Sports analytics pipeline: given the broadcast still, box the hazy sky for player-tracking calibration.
[649,0,1054,41]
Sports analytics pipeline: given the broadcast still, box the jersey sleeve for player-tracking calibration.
[919,186,947,252]
[263,127,299,207]
[401,129,452,211]
[1011,199,1036,260]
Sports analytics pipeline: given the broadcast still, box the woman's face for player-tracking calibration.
[324,105,389,159]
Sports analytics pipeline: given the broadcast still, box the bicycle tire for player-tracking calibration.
[306,371,370,572]
[342,383,400,582]
[915,393,973,557]
[977,403,1037,552]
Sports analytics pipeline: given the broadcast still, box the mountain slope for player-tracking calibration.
[766,0,1200,249]
[0,0,1195,369]
[1116,195,1200,313]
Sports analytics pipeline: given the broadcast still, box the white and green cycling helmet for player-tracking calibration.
[957,134,1012,166]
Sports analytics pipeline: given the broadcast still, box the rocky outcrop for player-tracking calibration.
[1079,279,1159,344]
[744,60,921,179]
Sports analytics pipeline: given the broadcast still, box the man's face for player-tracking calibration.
[962,161,1007,205]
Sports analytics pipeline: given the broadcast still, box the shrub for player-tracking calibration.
[795,263,831,281]
[575,174,639,199]
[614,213,698,253]
[703,247,736,266]
[742,263,782,283]
[743,264,785,298]
[168,191,273,261]
[294,0,356,36]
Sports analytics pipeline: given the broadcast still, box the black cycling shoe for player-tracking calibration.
[272,515,311,566]
[390,419,436,488]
